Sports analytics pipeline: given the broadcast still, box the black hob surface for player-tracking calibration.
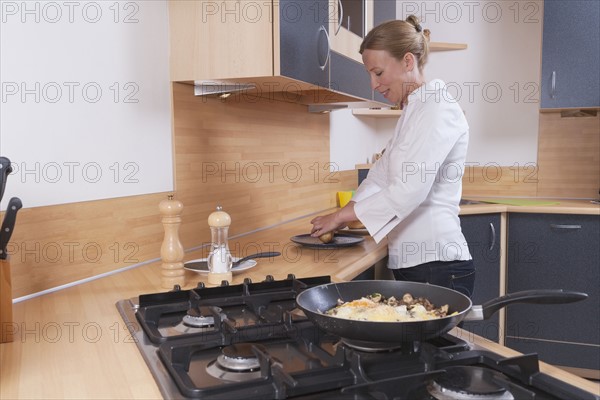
[116,275,598,400]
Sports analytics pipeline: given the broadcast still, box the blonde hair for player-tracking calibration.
[360,15,431,72]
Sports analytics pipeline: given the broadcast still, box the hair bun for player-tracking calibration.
[415,24,422,33]
[423,29,431,42]
[405,15,420,28]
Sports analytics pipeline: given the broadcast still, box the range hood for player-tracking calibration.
[194,81,256,98]
[192,78,387,113]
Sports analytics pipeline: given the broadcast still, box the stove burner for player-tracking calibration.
[341,340,403,353]
[340,338,424,353]
[182,314,214,328]
[206,343,266,382]
[182,306,222,328]
[428,366,514,400]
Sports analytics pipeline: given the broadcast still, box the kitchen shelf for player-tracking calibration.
[430,42,468,51]
[352,109,402,118]
[356,163,373,169]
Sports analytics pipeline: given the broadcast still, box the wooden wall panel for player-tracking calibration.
[3,83,357,298]
[3,194,168,298]
[171,83,357,250]
[537,112,600,198]
[462,165,539,197]
[462,112,599,199]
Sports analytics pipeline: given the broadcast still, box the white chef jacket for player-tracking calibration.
[353,79,472,269]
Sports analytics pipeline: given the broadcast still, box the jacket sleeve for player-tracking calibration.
[352,138,391,203]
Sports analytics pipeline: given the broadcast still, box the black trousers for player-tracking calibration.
[391,259,476,298]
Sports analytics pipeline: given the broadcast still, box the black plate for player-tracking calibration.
[290,233,364,249]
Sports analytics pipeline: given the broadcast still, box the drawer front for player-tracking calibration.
[507,214,600,345]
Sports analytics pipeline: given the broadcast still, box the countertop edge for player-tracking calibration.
[459,200,600,216]
[451,327,600,395]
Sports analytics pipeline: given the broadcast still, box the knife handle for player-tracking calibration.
[0,157,12,203]
[0,197,22,260]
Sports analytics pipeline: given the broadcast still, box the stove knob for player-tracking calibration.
[171,284,182,292]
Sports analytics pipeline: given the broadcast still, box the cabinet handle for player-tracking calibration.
[336,0,343,35]
[550,224,582,230]
[551,71,556,99]
[318,25,330,71]
[489,222,496,251]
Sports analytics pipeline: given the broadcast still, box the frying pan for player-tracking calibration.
[295,280,587,348]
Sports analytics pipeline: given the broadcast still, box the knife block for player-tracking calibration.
[159,195,185,289]
[0,259,13,343]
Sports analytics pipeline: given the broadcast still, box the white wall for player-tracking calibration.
[329,109,398,171]
[330,0,543,170]
[0,0,173,210]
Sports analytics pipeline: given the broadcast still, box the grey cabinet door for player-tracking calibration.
[330,52,372,100]
[279,0,330,88]
[540,0,600,108]
[372,0,396,105]
[506,213,600,370]
[373,0,396,27]
[459,214,501,342]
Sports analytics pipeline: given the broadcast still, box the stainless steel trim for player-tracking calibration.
[550,224,582,230]
[464,305,484,321]
[551,71,556,99]
[115,299,186,399]
[319,25,330,71]
[194,82,256,97]
[336,0,343,35]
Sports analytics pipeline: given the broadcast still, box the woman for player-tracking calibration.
[310,16,475,297]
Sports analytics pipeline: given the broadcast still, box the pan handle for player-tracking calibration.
[465,290,588,321]
[478,289,587,320]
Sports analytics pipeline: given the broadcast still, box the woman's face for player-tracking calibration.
[362,49,419,105]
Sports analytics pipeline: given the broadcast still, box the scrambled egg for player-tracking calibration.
[326,295,449,322]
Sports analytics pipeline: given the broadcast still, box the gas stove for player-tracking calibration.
[116,275,598,400]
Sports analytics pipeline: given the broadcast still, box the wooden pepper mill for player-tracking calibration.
[159,194,185,289]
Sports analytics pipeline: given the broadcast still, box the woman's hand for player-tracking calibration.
[310,202,358,237]
[310,213,344,237]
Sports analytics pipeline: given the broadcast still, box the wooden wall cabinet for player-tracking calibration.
[505,213,600,375]
[540,0,600,109]
[169,0,373,104]
[169,0,274,81]
[169,0,467,106]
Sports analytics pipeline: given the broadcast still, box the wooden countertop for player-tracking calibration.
[459,198,600,215]
[1,215,598,399]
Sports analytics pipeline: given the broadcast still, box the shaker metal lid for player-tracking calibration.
[208,206,231,227]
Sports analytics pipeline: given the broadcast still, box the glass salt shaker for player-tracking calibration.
[207,206,232,285]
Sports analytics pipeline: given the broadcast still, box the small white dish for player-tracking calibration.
[184,257,258,274]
